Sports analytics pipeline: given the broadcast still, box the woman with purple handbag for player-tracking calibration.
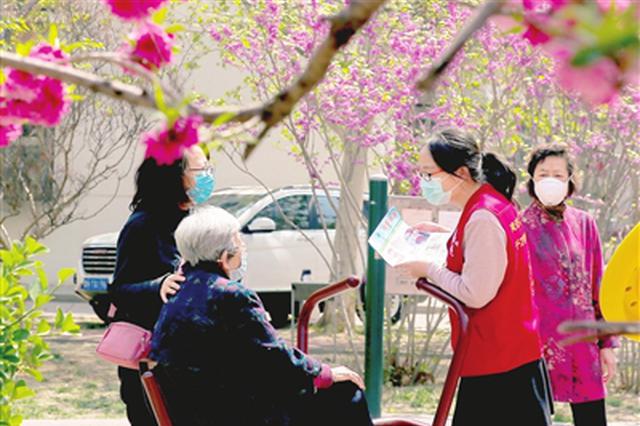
[108,145,214,426]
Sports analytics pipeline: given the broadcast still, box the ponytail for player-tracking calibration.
[481,152,516,201]
[427,129,518,201]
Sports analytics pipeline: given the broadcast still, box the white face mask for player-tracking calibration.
[229,250,247,282]
[534,177,569,207]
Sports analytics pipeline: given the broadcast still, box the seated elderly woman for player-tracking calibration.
[150,206,373,426]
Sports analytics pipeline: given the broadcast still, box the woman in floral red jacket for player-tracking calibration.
[522,146,618,426]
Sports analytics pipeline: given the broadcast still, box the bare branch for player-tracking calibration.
[416,0,504,92]
[0,51,157,109]
[220,146,336,276]
[0,51,262,123]
[69,52,180,104]
[242,0,387,158]
[558,320,640,346]
[0,223,11,249]
[1,0,386,161]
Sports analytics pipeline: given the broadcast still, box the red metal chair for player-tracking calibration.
[139,361,173,426]
[140,276,469,426]
[295,277,470,426]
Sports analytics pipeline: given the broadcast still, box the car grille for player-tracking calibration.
[82,246,117,274]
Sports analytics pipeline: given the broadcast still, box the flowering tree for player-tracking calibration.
[0,0,637,406]
[203,0,469,332]
[426,4,639,253]
[0,0,215,248]
[196,0,638,379]
[2,0,636,162]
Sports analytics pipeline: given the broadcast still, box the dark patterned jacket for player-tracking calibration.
[150,261,331,425]
[110,208,187,330]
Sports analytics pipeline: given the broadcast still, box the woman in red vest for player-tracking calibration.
[400,129,552,426]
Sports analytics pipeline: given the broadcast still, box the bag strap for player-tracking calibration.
[107,303,117,319]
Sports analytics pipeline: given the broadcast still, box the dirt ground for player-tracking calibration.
[15,321,640,423]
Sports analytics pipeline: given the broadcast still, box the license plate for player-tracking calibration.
[83,277,109,292]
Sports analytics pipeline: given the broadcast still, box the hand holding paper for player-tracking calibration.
[368,207,450,268]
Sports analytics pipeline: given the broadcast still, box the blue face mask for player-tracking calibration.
[230,251,247,282]
[188,170,215,205]
[420,176,452,206]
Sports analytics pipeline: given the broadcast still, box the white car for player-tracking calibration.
[75,185,371,327]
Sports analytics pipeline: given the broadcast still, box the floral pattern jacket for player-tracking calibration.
[522,203,618,403]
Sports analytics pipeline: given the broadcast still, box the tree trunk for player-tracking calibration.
[319,142,367,329]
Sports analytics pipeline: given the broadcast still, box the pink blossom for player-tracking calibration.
[0,43,70,127]
[103,0,167,21]
[143,115,202,165]
[523,0,569,12]
[490,15,521,32]
[522,23,551,45]
[0,123,22,147]
[209,26,223,42]
[127,22,175,70]
[9,78,69,126]
[30,43,67,61]
[555,56,620,105]
[596,0,633,12]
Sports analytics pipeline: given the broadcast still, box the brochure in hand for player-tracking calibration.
[368,207,450,267]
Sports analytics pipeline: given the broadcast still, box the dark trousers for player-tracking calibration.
[155,364,372,426]
[295,381,373,426]
[453,359,553,426]
[570,399,607,426]
[118,366,157,426]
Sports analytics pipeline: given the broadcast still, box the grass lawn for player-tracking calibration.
[383,383,639,423]
[15,321,640,422]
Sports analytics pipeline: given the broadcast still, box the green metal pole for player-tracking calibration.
[365,176,388,418]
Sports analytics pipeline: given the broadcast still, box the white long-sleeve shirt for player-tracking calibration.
[425,209,507,309]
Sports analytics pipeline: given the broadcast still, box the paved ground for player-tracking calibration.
[21,417,640,426]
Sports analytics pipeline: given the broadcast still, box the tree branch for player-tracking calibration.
[241,0,387,158]
[416,0,504,92]
[0,51,262,125]
[69,52,181,104]
[0,0,385,160]
[558,320,640,346]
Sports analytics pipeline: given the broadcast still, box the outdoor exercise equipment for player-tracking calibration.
[559,223,640,344]
[140,275,469,426]
[599,223,640,341]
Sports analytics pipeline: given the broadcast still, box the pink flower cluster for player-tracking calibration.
[0,43,71,147]
[517,0,639,105]
[103,0,189,165]
[126,22,175,71]
[142,115,202,165]
[103,0,167,21]
[104,1,175,71]
[0,123,22,148]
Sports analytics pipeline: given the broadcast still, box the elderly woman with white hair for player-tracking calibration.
[149,206,373,426]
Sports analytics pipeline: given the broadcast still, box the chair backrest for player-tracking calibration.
[139,363,173,426]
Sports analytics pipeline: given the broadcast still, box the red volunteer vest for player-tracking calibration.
[448,184,541,377]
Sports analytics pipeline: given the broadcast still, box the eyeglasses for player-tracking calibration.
[188,165,215,175]
[418,169,446,182]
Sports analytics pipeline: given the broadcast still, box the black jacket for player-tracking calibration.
[150,262,325,425]
[109,208,187,330]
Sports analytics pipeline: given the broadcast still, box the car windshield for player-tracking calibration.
[208,193,265,217]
